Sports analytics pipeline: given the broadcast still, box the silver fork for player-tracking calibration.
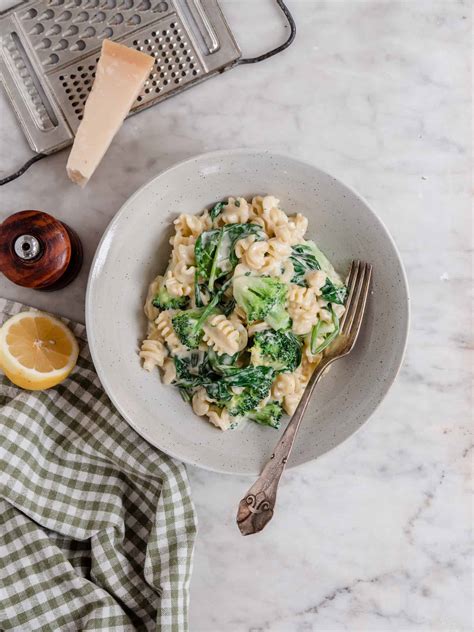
[236,260,373,536]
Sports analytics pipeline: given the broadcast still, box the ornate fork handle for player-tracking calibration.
[237,358,332,535]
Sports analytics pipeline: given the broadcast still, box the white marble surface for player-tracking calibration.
[0,0,472,630]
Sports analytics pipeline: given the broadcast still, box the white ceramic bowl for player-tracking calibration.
[86,150,409,475]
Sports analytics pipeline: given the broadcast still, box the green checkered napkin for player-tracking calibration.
[0,299,197,632]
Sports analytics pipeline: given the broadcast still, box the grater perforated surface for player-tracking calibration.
[0,0,240,152]
[49,13,203,131]
[16,0,176,70]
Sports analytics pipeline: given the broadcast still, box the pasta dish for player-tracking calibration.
[140,195,347,431]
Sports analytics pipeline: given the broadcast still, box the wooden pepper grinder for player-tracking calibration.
[0,210,83,291]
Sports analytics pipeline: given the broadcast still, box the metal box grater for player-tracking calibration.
[1,0,291,155]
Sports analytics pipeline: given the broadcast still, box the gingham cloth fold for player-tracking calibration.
[0,299,197,632]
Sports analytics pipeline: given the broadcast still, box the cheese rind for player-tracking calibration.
[66,40,154,187]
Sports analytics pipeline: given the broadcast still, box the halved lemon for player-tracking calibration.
[0,311,79,390]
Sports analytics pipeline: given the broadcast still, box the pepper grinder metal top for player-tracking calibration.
[0,210,83,291]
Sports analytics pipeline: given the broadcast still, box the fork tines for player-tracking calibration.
[340,260,373,338]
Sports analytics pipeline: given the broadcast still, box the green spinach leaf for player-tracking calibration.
[195,223,265,289]
[210,201,225,221]
[290,244,321,285]
[320,278,347,305]
[194,229,221,286]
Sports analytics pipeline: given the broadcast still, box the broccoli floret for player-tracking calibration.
[223,366,279,417]
[265,304,291,331]
[233,275,290,330]
[233,276,286,321]
[248,401,283,429]
[250,329,302,373]
[171,309,206,349]
[226,390,265,417]
[226,367,275,416]
[205,365,275,416]
[171,279,231,349]
[152,285,189,310]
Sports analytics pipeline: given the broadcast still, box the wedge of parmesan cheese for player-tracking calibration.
[66,40,154,187]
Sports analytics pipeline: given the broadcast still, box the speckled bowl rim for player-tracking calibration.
[86,149,410,474]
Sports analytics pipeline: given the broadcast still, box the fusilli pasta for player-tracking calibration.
[203,314,247,356]
[219,197,250,225]
[155,310,187,354]
[139,338,168,371]
[144,275,162,321]
[288,284,320,335]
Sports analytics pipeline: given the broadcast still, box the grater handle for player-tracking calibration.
[235,0,296,66]
[0,153,47,186]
